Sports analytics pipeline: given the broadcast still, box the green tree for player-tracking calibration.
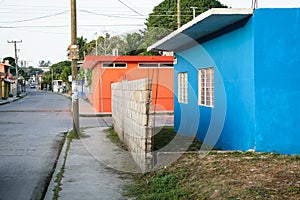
[146,0,227,31]
[2,57,15,66]
[60,65,71,83]
[97,33,124,56]
[2,57,16,75]
[50,61,71,80]
[143,0,227,50]
[77,36,87,60]
[42,61,71,90]
[38,60,51,68]
[120,32,144,55]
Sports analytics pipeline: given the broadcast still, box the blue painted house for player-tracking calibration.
[148,8,300,154]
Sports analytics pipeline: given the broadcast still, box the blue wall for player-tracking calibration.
[174,8,300,154]
[175,16,256,151]
[253,9,300,154]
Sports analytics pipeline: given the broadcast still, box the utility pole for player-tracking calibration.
[94,32,98,56]
[177,0,181,28]
[7,40,22,97]
[190,6,198,19]
[252,0,258,8]
[70,0,79,136]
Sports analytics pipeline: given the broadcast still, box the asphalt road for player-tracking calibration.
[0,89,72,200]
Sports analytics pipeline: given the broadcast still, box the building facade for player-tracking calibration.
[83,56,174,113]
[149,8,300,154]
[0,60,14,99]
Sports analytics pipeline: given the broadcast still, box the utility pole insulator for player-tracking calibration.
[190,6,198,19]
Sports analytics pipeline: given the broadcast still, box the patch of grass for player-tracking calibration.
[105,127,127,150]
[125,151,300,199]
[153,126,176,151]
[52,130,75,200]
[153,126,209,152]
[125,169,190,200]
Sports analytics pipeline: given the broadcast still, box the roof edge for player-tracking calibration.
[147,8,254,52]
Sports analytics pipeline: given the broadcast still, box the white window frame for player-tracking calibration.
[178,72,188,104]
[198,68,214,107]
[102,62,127,68]
[138,63,173,68]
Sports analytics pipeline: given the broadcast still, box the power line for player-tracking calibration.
[0,24,145,29]
[79,9,145,19]
[117,0,143,16]
[0,10,69,23]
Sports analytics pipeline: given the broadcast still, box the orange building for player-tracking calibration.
[83,56,174,112]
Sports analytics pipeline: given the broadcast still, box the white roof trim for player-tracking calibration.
[147,8,254,52]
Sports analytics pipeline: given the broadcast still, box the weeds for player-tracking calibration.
[123,127,300,200]
[52,130,76,200]
[105,127,128,150]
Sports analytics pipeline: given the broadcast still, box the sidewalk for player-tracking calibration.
[45,97,138,200]
[0,93,27,105]
[78,98,112,117]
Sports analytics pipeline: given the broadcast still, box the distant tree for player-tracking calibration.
[42,61,71,90]
[143,0,227,50]
[60,65,71,83]
[43,71,52,84]
[2,57,15,66]
[97,33,124,56]
[50,61,71,80]
[77,36,87,60]
[38,60,51,68]
[146,0,227,31]
[120,32,144,55]
[18,68,30,80]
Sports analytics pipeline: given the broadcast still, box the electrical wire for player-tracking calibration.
[0,10,69,23]
[0,24,145,29]
[79,9,145,19]
[117,0,143,16]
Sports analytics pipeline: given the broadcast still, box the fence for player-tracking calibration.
[111,78,154,172]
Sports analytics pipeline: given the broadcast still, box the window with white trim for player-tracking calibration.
[102,62,127,68]
[198,68,214,107]
[138,63,173,68]
[178,72,188,103]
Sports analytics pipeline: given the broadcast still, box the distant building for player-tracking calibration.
[0,60,14,99]
[52,80,65,93]
[83,56,174,112]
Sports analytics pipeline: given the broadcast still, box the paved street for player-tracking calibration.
[0,89,72,200]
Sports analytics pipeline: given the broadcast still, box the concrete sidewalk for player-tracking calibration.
[0,93,27,105]
[45,98,138,200]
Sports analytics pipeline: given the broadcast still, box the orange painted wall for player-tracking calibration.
[91,61,174,112]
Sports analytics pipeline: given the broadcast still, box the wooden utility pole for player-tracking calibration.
[177,0,181,28]
[7,40,22,96]
[252,0,258,8]
[70,0,79,136]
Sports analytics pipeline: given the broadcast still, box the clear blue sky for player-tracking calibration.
[0,0,299,67]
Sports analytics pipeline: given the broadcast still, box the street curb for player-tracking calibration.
[0,93,27,106]
[79,113,112,117]
[44,133,69,200]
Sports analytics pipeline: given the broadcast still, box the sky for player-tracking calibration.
[1,0,300,67]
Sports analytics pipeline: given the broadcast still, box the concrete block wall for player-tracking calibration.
[111,79,154,172]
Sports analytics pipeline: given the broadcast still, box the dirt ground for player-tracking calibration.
[167,151,300,199]
[121,127,300,199]
[126,151,300,200]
